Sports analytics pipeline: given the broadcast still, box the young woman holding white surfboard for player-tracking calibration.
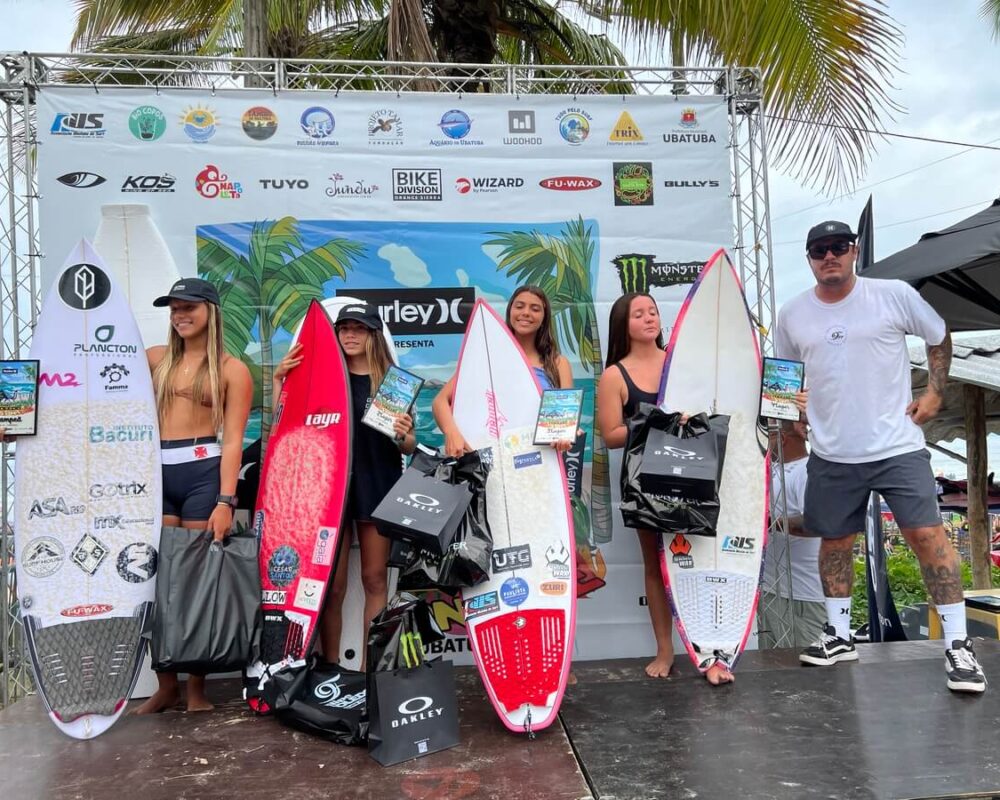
[137,278,253,714]
[274,302,415,666]
[433,285,574,456]
[596,292,733,685]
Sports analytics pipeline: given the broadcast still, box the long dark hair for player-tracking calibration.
[505,285,563,388]
[605,292,665,367]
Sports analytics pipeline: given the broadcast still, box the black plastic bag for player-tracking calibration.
[263,654,368,746]
[620,405,729,537]
[150,526,261,673]
[371,469,473,555]
[641,412,729,500]
[367,592,446,673]
[391,448,493,591]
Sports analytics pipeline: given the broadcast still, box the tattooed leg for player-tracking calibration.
[819,535,858,598]
[902,525,964,606]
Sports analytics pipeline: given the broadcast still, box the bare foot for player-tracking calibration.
[132,686,181,715]
[186,695,215,713]
[705,663,734,685]
[185,675,214,712]
[645,652,674,679]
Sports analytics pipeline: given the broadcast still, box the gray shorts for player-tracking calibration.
[803,449,940,539]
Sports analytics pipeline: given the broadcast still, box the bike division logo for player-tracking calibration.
[612,253,703,292]
[179,105,218,143]
[58,263,112,310]
[613,162,654,206]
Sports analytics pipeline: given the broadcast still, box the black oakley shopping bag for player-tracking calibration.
[372,468,472,556]
[640,412,729,501]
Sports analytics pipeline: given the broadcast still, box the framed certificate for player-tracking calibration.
[760,357,805,422]
[533,388,584,445]
[362,364,424,440]
[0,359,40,436]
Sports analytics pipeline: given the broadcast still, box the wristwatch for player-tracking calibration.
[216,494,238,510]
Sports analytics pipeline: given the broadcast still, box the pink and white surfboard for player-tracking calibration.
[658,249,769,672]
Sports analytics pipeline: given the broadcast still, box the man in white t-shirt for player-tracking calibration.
[774,219,985,694]
[759,421,825,648]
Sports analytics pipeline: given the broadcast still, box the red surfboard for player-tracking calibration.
[248,300,351,700]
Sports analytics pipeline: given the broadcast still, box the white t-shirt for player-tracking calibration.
[774,276,946,464]
[763,457,823,602]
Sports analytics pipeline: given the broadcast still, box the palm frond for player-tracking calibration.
[981,0,1000,40]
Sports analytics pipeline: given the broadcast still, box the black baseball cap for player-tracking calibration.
[806,220,857,249]
[153,278,220,307]
[336,302,383,331]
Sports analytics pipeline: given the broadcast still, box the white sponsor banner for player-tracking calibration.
[37,86,734,662]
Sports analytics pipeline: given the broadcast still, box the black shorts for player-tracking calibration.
[803,449,941,539]
[161,437,222,521]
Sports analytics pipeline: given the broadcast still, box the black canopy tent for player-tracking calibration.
[865,198,1000,331]
[864,197,1000,587]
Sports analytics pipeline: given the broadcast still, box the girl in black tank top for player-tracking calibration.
[616,362,659,419]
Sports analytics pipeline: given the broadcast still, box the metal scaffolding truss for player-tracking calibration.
[0,52,782,707]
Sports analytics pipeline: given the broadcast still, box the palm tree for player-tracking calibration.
[197,216,365,446]
[983,0,1000,38]
[71,1,902,188]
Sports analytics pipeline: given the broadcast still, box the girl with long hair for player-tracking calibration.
[274,302,415,664]
[433,285,574,456]
[596,292,734,685]
[138,278,253,713]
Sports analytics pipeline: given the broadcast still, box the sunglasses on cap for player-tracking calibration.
[807,241,852,259]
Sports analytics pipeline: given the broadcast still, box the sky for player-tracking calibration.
[3,0,999,477]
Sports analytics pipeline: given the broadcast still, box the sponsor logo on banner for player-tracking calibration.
[29,496,84,518]
[196,165,243,199]
[392,169,442,201]
[99,362,130,392]
[261,589,286,604]
[71,533,110,576]
[663,179,721,189]
[58,263,111,310]
[539,176,601,191]
[455,176,524,195]
[242,106,278,140]
[669,533,694,569]
[116,542,158,583]
[337,287,474,335]
[312,527,337,566]
[608,111,646,145]
[89,424,155,444]
[259,178,309,190]
[368,109,404,146]
[298,106,338,146]
[61,603,113,618]
[73,325,139,358]
[128,106,167,141]
[500,577,529,607]
[305,411,341,428]
[505,110,542,145]
[179,105,218,143]
[613,162,654,206]
[21,537,65,578]
[293,577,326,611]
[122,173,176,193]
[326,173,379,199]
[50,113,106,138]
[662,107,718,144]
[57,171,106,188]
[431,109,483,147]
[545,541,572,580]
[491,544,532,573]
[611,253,705,294]
[541,581,568,595]
[721,536,755,555]
[462,590,499,620]
[556,107,592,145]
[89,481,148,499]
[513,451,542,469]
[268,545,300,588]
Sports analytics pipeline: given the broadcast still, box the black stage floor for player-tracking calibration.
[2,640,999,800]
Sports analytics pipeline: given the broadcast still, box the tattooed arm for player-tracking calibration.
[906,330,951,425]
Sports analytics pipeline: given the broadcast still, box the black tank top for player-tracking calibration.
[615,363,658,419]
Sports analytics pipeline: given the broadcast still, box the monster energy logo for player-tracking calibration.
[612,253,704,293]
[400,631,425,668]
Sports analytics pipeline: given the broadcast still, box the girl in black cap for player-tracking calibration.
[274,302,415,665]
[137,278,252,713]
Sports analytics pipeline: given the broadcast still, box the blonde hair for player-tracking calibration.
[364,327,393,396]
[152,302,226,431]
